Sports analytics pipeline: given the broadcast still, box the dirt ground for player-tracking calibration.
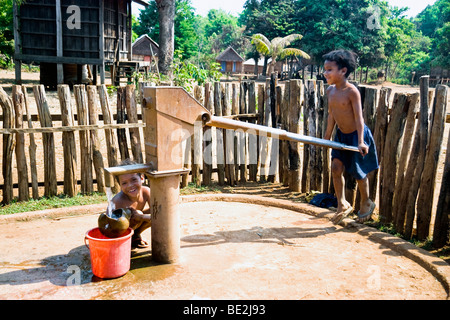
[0,194,449,300]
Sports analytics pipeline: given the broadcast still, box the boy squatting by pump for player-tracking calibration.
[322,49,378,225]
[111,159,152,248]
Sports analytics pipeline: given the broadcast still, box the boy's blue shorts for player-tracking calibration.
[331,125,379,180]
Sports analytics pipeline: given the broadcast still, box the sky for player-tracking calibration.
[133,0,438,18]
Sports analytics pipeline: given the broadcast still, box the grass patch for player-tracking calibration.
[0,193,107,215]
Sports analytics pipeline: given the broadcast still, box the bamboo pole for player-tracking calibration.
[57,84,77,197]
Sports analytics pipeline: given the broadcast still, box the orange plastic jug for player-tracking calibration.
[85,227,134,279]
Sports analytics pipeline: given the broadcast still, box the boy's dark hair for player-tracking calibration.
[115,158,141,183]
[323,50,358,78]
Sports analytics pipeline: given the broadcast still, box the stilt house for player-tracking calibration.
[13,0,149,87]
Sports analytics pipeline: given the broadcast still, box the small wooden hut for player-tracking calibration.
[13,0,149,87]
[216,47,244,74]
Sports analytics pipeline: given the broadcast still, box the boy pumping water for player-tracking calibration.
[322,50,378,224]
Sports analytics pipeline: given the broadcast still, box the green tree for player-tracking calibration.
[134,0,198,61]
[251,33,310,75]
[0,0,15,68]
[415,0,450,68]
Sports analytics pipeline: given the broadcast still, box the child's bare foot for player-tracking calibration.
[356,200,375,223]
[332,202,353,225]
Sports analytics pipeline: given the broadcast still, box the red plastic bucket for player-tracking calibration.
[85,227,134,279]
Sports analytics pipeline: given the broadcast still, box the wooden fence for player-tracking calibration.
[0,77,449,247]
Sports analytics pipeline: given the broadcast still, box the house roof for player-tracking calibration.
[132,34,159,56]
[132,0,150,6]
[216,47,244,62]
[243,58,272,66]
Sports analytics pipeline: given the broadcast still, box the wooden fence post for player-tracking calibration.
[239,81,248,183]
[259,79,271,182]
[321,84,331,193]
[247,81,258,182]
[33,85,57,197]
[361,86,378,205]
[288,80,302,192]
[116,86,129,161]
[192,85,203,187]
[98,84,120,192]
[315,80,324,192]
[87,85,105,193]
[280,82,290,186]
[403,76,431,238]
[22,85,39,199]
[202,82,213,186]
[0,87,15,204]
[222,83,236,186]
[433,125,450,248]
[58,84,77,197]
[416,84,448,240]
[125,84,143,164]
[12,85,29,201]
[372,87,391,204]
[391,92,419,229]
[214,81,225,185]
[304,80,317,192]
[268,73,278,183]
[379,93,412,223]
[74,84,93,194]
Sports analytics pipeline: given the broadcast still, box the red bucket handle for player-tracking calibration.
[84,236,89,250]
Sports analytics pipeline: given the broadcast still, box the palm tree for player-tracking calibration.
[251,33,310,76]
